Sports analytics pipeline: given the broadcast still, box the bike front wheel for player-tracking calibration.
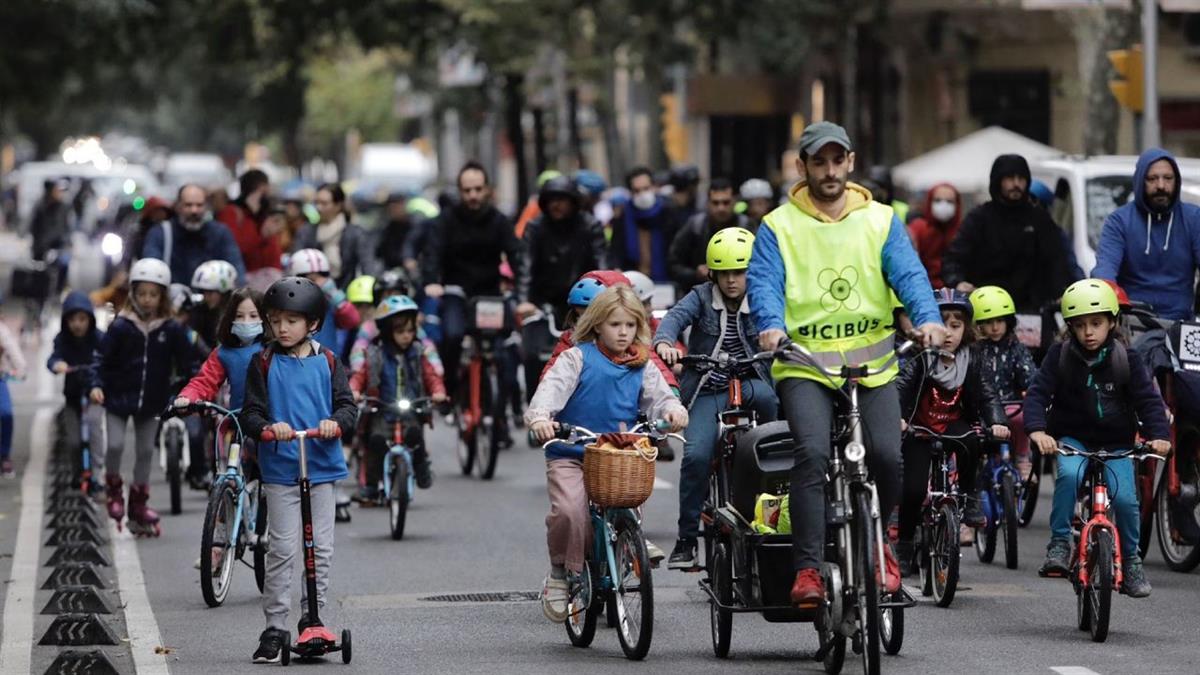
[612,510,653,660]
[165,426,184,515]
[1155,453,1200,572]
[389,457,410,540]
[1001,472,1019,569]
[1086,528,1114,643]
[852,489,881,675]
[199,480,238,607]
[475,366,501,480]
[931,504,960,608]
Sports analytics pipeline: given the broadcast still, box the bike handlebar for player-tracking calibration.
[162,400,240,420]
[359,396,433,415]
[905,424,991,442]
[679,350,776,372]
[1054,441,1164,462]
[539,420,686,449]
[260,427,342,442]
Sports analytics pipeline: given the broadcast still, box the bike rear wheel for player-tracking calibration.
[1087,528,1114,643]
[974,493,997,565]
[932,504,960,608]
[454,406,476,476]
[853,490,881,675]
[709,541,732,658]
[200,480,238,607]
[476,366,501,480]
[252,481,267,593]
[166,426,184,515]
[1001,472,1019,569]
[565,561,598,648]
[389,457,409,541]
[612,510,653,660]
[1155,451,1200,572]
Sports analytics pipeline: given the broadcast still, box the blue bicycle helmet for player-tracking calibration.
[573,170,607,197]
[376,295,420,324]
[1029,179,1054,209]
[567,277,607,308]
[933,287,973,320]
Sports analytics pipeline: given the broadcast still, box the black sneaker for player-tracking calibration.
[415,460,434,489]
[1038,538,1072,577]
[666,539,697,570]
[297,613,320,634]
[896,540,916,578]
[1121,556,1152,598]
[962,500,987,529]
[252,628,286,664]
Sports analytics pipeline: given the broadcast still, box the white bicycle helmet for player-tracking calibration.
[623,270,656,303]
[739,178,773,201]
[130,258,171,287]
[190,259,238,293]
[289,248,331,276]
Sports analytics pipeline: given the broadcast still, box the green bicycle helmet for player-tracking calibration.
[970,286,1016,321]
[346,275,376,305]
[706,227,756,271]
[1060,279,1120,319]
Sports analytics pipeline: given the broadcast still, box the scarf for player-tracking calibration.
[929,348,970,390]
[317,212,347,279]
[596,341,650,368]
[621,199,669,281]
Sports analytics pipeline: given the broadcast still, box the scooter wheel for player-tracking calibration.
[280,631,290,666]
[341,629,352,664]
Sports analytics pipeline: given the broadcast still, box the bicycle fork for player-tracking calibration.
[1079,481,1124,588]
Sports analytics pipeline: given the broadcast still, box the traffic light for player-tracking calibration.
[660,94,688,163]
[1108,45,1144,113]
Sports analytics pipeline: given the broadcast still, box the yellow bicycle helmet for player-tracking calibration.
[706,227,756,271]
[346,275,376,305]
[970,286,1016,321]
[1060,279,1120,319]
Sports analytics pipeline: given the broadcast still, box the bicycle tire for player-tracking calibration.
[879,597,904,656]
[477,367,500,480]
[565,561,598,647]
[454,406,476,476]
[200,480,237,607]
[932,503,960,608]
[166,425,184,515]
[389,458,409,541]
[853,489,881,675]
[1155,456,1200,572]
[612,510,654,660]
[974,496,997,565]
[1001,472,1019,569]
[1018,451,1042,527]
[709,541,732,658]
[253,482,268,593]
[819,626,847,675]
[1089,528,1114,643]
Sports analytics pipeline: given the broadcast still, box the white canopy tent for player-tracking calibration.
[893,126,1063,201]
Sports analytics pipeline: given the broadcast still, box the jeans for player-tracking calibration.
[438,295,468,398]
[779,379,902,571]
[677,379,779,541]
[1049,437,1140,561]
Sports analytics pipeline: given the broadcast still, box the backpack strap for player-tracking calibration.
[160,221,173,271]
[1058,340,1130,387]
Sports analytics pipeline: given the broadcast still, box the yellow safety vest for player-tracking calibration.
[764,200,898,388]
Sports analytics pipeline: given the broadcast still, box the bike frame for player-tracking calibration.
[979,442,1022,522]
[79,393,93,493]
[1076,461,1124,589]
[381,419,416,504]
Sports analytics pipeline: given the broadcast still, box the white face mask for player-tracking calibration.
[930,199,956,223]
[632,190,657,211]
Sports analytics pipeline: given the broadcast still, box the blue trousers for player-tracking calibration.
[0,381,11,460]
[677,379,779,541]
[1049,437,1140,561]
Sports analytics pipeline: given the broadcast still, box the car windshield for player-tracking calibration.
[1085,175,1134,249]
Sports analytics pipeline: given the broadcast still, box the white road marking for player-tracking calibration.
[37,345,55,400]
[653,477,673,490]
[0,407,53,674]
[1051,668,1103,675]
[111,522,170,674]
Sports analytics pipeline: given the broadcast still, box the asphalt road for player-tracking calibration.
[1,328,1198,674]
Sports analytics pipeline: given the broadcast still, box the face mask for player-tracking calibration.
[632,190,657,211]
[231,321,263,345]
[930,199,956,223]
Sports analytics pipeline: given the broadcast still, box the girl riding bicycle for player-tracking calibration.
[896,288,1010,574]
[527,285,687,624]
[969,286,1036,470]
[1025,279,1170,598]
[175,287,269,413]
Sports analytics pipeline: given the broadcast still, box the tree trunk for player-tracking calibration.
[1073,7,1136,155]
[504,74,529,206]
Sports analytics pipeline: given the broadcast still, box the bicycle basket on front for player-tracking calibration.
[583,435,657,508]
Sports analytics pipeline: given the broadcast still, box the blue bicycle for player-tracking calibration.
[974,406,1025,569]
[167,401,267,607]
[360,396,432,540]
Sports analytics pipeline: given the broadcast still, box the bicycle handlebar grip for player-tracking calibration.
[260,427,342,442]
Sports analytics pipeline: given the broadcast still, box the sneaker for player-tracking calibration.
[355,486,380,503]
[252,628,286,664]
[962,500,987,529]
[896,540,915,578]
[1121,556,1152,598]
[790,568,825,608]
[878,543,901,594]
[645,539,666,567]
[415,461,433,489]
[297,613,319,634]
[0,459,13,478]
[666,539,697,570]
[541,575,569,623]
[1039,538,1072,577]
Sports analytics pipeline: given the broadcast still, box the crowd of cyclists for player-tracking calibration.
[15,117,1200,665]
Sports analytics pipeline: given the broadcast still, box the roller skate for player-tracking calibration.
[105,474,125,531]
[126,483,162,537]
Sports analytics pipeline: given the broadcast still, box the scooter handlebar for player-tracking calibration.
[261,427,343,442]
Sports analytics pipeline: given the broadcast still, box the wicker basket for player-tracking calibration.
[583,441,658,508]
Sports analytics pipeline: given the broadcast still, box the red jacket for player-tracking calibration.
[906,182,962,288]
[348,351,446,399]
[219,203,281,272]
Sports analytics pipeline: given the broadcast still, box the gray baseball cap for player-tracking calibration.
[799,121,852,155]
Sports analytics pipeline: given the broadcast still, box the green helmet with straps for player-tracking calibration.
[346,276,376,305]
[706,227,756,271]
[969,286,1016,321]
[1061,279,1120,319]
[536,170,563,189]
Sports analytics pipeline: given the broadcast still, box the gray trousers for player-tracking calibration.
[105,412,158,484]
[263,482,335,631]
[778,379,902,571]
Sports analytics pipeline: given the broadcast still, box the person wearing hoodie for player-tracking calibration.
[48,291,105,484]
[142,184,246,287]
[1092,148,1200,321]
[748,121,946,608]
[906,182,962,288]
[609,166,678,282]
[941,154,1075,312]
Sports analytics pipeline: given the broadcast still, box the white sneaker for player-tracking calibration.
[645,540,665,567]
[541,574,568,623]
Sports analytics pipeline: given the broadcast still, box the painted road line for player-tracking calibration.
[0,407,53,674]
[1051,668,1103,675]
[111,522,170,674]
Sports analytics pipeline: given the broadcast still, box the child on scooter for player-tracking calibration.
[349,295,446,497]
[48,291,102,484]
[969,286,1036,476]
[895,288,1010,577]
[90,258,198,534]
[241,276,357,664]
[653,228,779,570]
[527,285,688,623]
[1026,279,1171,598]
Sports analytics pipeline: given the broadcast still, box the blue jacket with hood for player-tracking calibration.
[1092,148,1200,320]
[47,291,103,401]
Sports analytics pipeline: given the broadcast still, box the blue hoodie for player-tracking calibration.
[1092,148,1200,320]
[47,291,103,401]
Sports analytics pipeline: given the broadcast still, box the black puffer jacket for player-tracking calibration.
[667,212,750,290]
[516,212,607,316]
[422,205,522,297]
[941,155,1074,311]
[897,351,1007,428]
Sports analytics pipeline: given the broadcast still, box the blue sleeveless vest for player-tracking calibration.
[216,343,260,410]
[546,342,644,460]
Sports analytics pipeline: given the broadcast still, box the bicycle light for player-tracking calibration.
[845,441,866,463]
[397,399,412,412]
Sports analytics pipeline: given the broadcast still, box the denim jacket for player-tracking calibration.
[653,281,771,405]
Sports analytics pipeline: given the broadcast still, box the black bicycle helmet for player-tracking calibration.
[374,268,413,298]
[264,276,328,330]
[537,175,581,211]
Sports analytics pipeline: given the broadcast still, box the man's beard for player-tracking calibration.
[181,216,205,231]
[811,178,845,203]
[1148,190,1172,212]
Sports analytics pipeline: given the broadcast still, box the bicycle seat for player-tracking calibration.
[731,421,795,520]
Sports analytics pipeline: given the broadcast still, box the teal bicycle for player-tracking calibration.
[168,401,267,607]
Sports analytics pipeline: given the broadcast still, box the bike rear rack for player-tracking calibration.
[697,579,824,615]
